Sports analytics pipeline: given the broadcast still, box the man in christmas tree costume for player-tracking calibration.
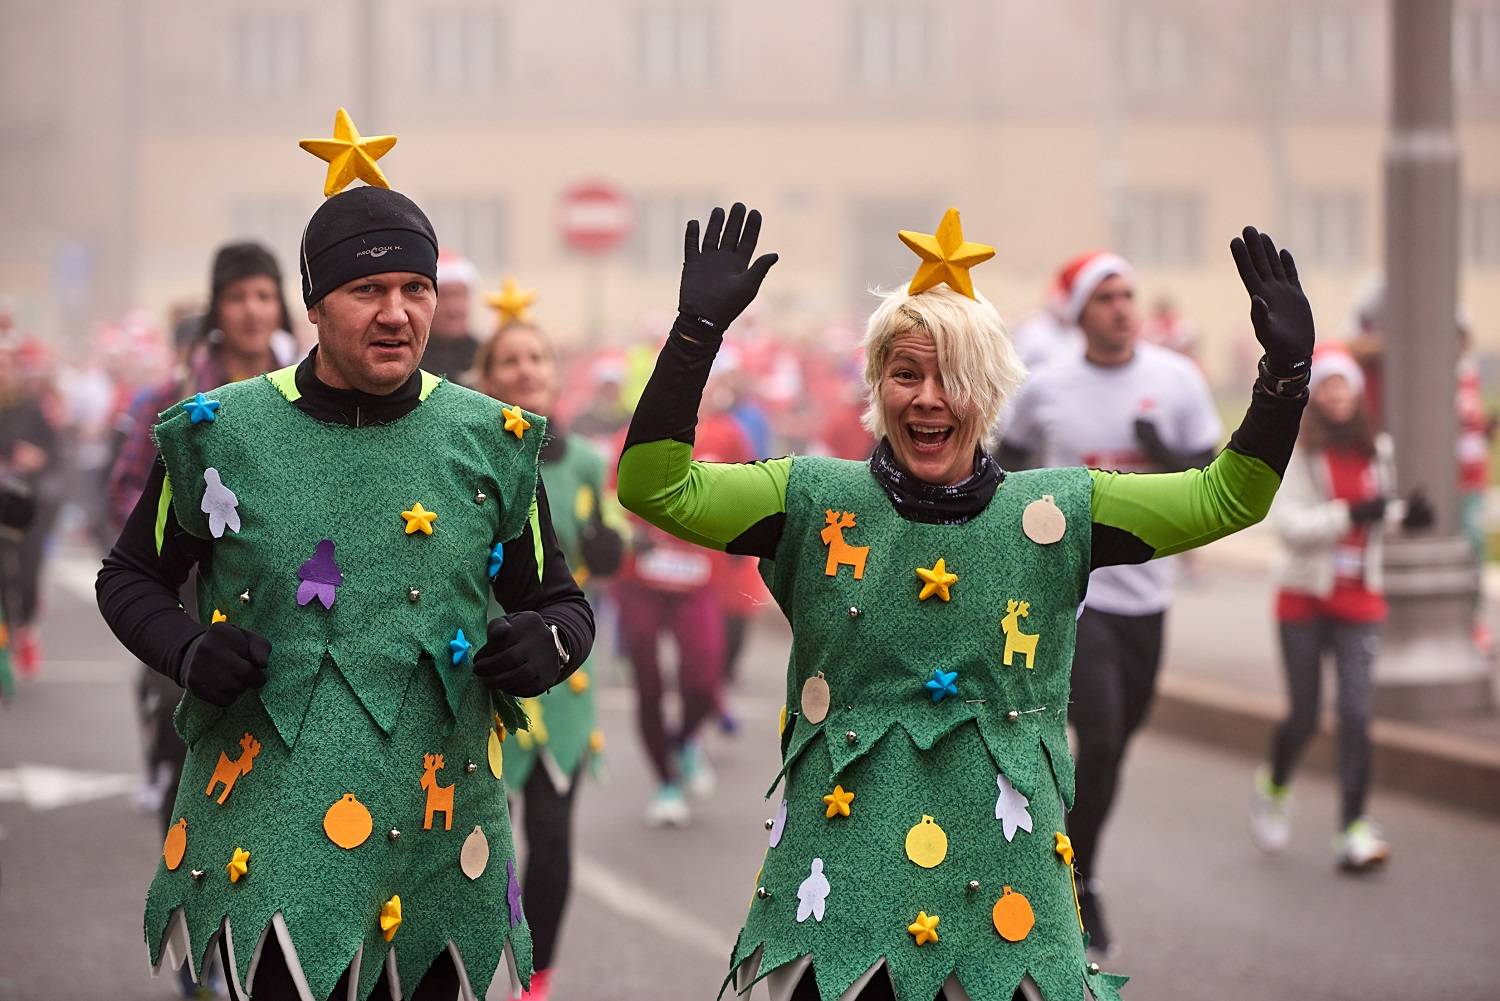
[617,203,1314,1000]
[96,110,594,1001]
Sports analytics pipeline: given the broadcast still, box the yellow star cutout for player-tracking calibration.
[915,558,959,602]
[485,277,539,327]
[211,609,228,624]
[588,729,606,753]
[898,207,996,299]
[298,107,398,198]
[379,894,402,941]
[823,784,855,819]
[400,502,438,536]
[907,911,941,946]
[568,670,590,694]
[502,405,532,440]
[226,847,250,884]
[1054,832,1075,867]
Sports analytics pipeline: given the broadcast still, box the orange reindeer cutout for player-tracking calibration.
[821,510,869,580]
[420,753,455,831]
[1001,600,1040,669]
[205,732,261,805]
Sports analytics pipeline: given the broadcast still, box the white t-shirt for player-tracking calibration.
[1001,342,1223,615]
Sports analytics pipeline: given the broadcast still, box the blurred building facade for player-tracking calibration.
[3,0,1499,373]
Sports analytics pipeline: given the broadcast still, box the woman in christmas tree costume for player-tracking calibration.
[474,293,626,1001]
[96,111,594,1001]
[617,203,1315,1001]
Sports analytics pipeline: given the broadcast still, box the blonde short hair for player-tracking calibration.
[860,286,1027,440]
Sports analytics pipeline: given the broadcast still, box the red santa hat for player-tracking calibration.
[1309,344,1365,395]
[1057,250,1133,324]
[436,248,479,288]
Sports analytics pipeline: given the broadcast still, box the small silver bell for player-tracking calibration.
[847,606,861,619]
[388,828,401,841]
[845,730,858,744]
[1006,709,1020,723]
[190,869,205,881]
[764,818,775,831]
[408,588,421,603]
[238,589,251,604]
[1087,962,1100,976]
[967,879,981,893]
[475,490,487,504]
[756,886,770,900]
[465,759,477,774]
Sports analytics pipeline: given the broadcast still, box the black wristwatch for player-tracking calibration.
[1256,356,1311,399]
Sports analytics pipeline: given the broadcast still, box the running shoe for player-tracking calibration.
[677,740,717,798]
[1249,766,1291,854]
[14,626,39,679]
[1335,818,1390,872]
[646,784,690,827]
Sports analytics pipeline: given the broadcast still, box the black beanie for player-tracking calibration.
[299,186,439,308]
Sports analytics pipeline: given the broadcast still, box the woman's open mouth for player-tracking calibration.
[907,423,953,452]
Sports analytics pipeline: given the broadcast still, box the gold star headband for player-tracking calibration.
[485,278,539,327]
[298,107,397,198]
[898,207,996,300]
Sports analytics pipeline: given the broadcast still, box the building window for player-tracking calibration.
[1288,190,1366,268]
[1455,4,1500,90]
[629,194,718,269]
[230,13,305,96]
[427,8,505,92]
[637,6,716,86]
[1288,8,1366,88]
[852,4,934,88]
[1122,11,1189,90]
[1465,191,1500,266]
[425,199,508,269]
[1116,191,1203,266]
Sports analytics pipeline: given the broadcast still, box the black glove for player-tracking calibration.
[473,610,561,697]
[177,622,271,707]
[678,202,778,333]
[1402,489,1435,531]
[1348,497,1389,526]
[1133,419,1172,470]
[1230,226,1315,378]
[578,518,625,579]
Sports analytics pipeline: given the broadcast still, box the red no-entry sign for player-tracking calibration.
[559,181,634,255]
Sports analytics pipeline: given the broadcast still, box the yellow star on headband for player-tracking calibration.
[915,558,958,602]
[907,911,941,946]
[485,278,538,327]
[400,502,438,536]
[502,405,531,440]
[298,107,398,198]
[898,207,996,299]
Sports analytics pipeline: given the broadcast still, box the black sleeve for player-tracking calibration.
[489,479,595,680]
[621,314,721,452]
[1227,382,1307,479]
[95,457,213,684]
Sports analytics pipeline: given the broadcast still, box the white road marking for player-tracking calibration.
[573,854,731,960]
[0,764,138,810]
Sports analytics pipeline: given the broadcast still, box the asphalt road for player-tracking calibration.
[1,553,1496,1001]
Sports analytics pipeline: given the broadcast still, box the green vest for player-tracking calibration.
[731,456,1124,1001]
[502,436,603,791]
[146,369,543,1001]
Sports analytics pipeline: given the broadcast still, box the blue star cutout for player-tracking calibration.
[184,393,221,424]
[449,628,473,666]
[924,667,959,703]
[487,542,505,579]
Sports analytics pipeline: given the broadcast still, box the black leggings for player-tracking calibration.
[787,966,1033,1000]
[1066,607,1166,882]
[515,761,582,972]
[1270,617,1378,827]
[221,933,461,1001]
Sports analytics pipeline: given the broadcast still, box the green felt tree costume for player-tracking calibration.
[146,368,543,1001]
[730,456,1126,1001]
[501,438,605,792]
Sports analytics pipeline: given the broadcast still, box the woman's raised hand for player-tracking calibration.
[678,202,778,335]
[1230,226,1315,378]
